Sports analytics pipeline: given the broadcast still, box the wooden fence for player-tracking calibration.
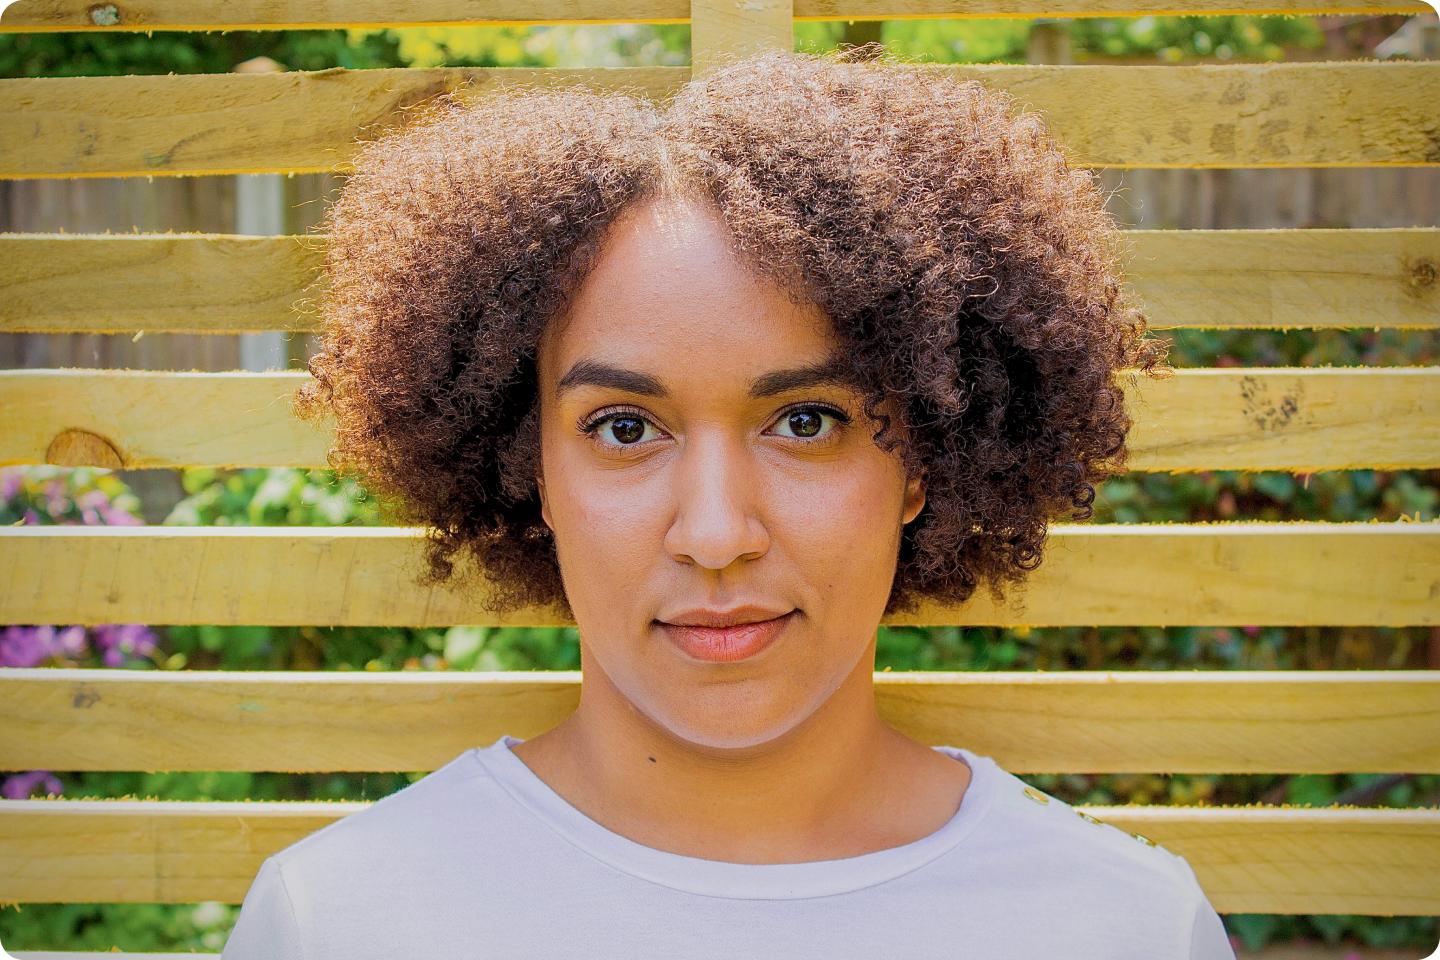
[2,0,1439,954]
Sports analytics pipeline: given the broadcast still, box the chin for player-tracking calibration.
[634,686,824,754]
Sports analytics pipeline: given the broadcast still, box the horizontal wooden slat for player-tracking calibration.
[1125,368,1440,472]
[1,522,1436,627]
[0,66,687,180]
[3,61,1436,179]
[1122,228,1440,331]
[0,233,328,335]
[5,367,1437,472]
[2,797,1434,913]
[0,0,688,30]
[0,0,1427,32]
[17,955,1422,960]
[5,228,1436,335]
[0,799,359,905]
[3,669,1437,775]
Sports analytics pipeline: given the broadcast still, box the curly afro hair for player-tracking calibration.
[293,44,1171,623]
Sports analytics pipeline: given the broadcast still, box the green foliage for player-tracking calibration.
[343,23,688,68]
[0,12,1335,80]
[1224,913,1440,953]
[170,466,381,526]
[809,13,1324,64]
[0,901,238,954]
[870,19,1033,63]
[1067,13,1322,62]
[0,28,404,78]
[441,625,580,671]
[0,22,690,79]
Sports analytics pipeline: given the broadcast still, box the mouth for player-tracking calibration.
[655,610,797,664]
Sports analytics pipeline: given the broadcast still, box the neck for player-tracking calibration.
[512,635,927,863]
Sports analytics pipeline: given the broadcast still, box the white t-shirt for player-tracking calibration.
[222,734,1235,959]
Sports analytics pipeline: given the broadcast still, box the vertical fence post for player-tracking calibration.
[234,56,290,374]
[690,0,794,79]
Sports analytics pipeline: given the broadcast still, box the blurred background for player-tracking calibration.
[1,13,1437,955]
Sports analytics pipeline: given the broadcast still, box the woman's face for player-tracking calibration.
[534,194,925,751]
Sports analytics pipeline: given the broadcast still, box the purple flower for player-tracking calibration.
[54,625,88,658]
[0,624,96,666]
[103,507,143,526]
[0,468,21,503]
[1,624,157,667]
[0,625,56,667]
[42,479,69,516]
[92,623,158,667]
[2,770,63,799]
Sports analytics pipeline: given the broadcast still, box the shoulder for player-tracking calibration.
[981,754,1198,888]
[225,751,504,957]
[956,748,1214,950]
[266,748,496,880]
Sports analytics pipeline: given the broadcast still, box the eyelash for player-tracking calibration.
[576,402,854,453]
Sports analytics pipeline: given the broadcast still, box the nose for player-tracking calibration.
[662,429,771,570]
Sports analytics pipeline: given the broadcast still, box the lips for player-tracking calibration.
[657,610,796,663]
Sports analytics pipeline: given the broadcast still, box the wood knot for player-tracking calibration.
[46,429,124,469]
[87,3,120,25]
[1407,257,1437,289]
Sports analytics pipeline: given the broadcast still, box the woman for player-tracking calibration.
[223,45,1233,959]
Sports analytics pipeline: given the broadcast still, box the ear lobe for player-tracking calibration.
[902,471,927,526]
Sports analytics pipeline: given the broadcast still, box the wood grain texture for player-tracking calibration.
[0,0,1426,31]
[692,0,793,79]
[0,67,687,179]
[5,228,1435,334]
[0,233,328,334]
[4,62,1436,178]
[2,797,1435,913]
[804,0,1431,13]
[0,0,689,29]
[4,367,1436,472]
[3,669,1436,774]
[2,522,1436,627]
[1119,228,1440,331]
[946,60,1440,169]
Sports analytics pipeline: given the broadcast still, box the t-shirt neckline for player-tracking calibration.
[470,732,999,900]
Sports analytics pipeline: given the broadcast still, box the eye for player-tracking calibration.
[577,402,852,453]
[577,407,662,449]
[770,403,852,442]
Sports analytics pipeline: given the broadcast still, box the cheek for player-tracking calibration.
[548,473,663,586]
[545,440,905,594]
[773,459,904,561]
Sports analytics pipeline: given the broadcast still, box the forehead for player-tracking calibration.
[538,195,840,390]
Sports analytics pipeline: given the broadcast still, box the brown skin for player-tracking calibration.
[512,193,969,863]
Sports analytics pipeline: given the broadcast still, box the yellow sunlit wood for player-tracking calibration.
[3,669,1437,774]
[0,0,1427,31]
[4,367,1436,472]
[5,229,1436,335]
[2,798,1434,913]
[2,522,1436,627]
[4,62,1437,178]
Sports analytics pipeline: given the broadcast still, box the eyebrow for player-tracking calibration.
[554,351,862,401]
